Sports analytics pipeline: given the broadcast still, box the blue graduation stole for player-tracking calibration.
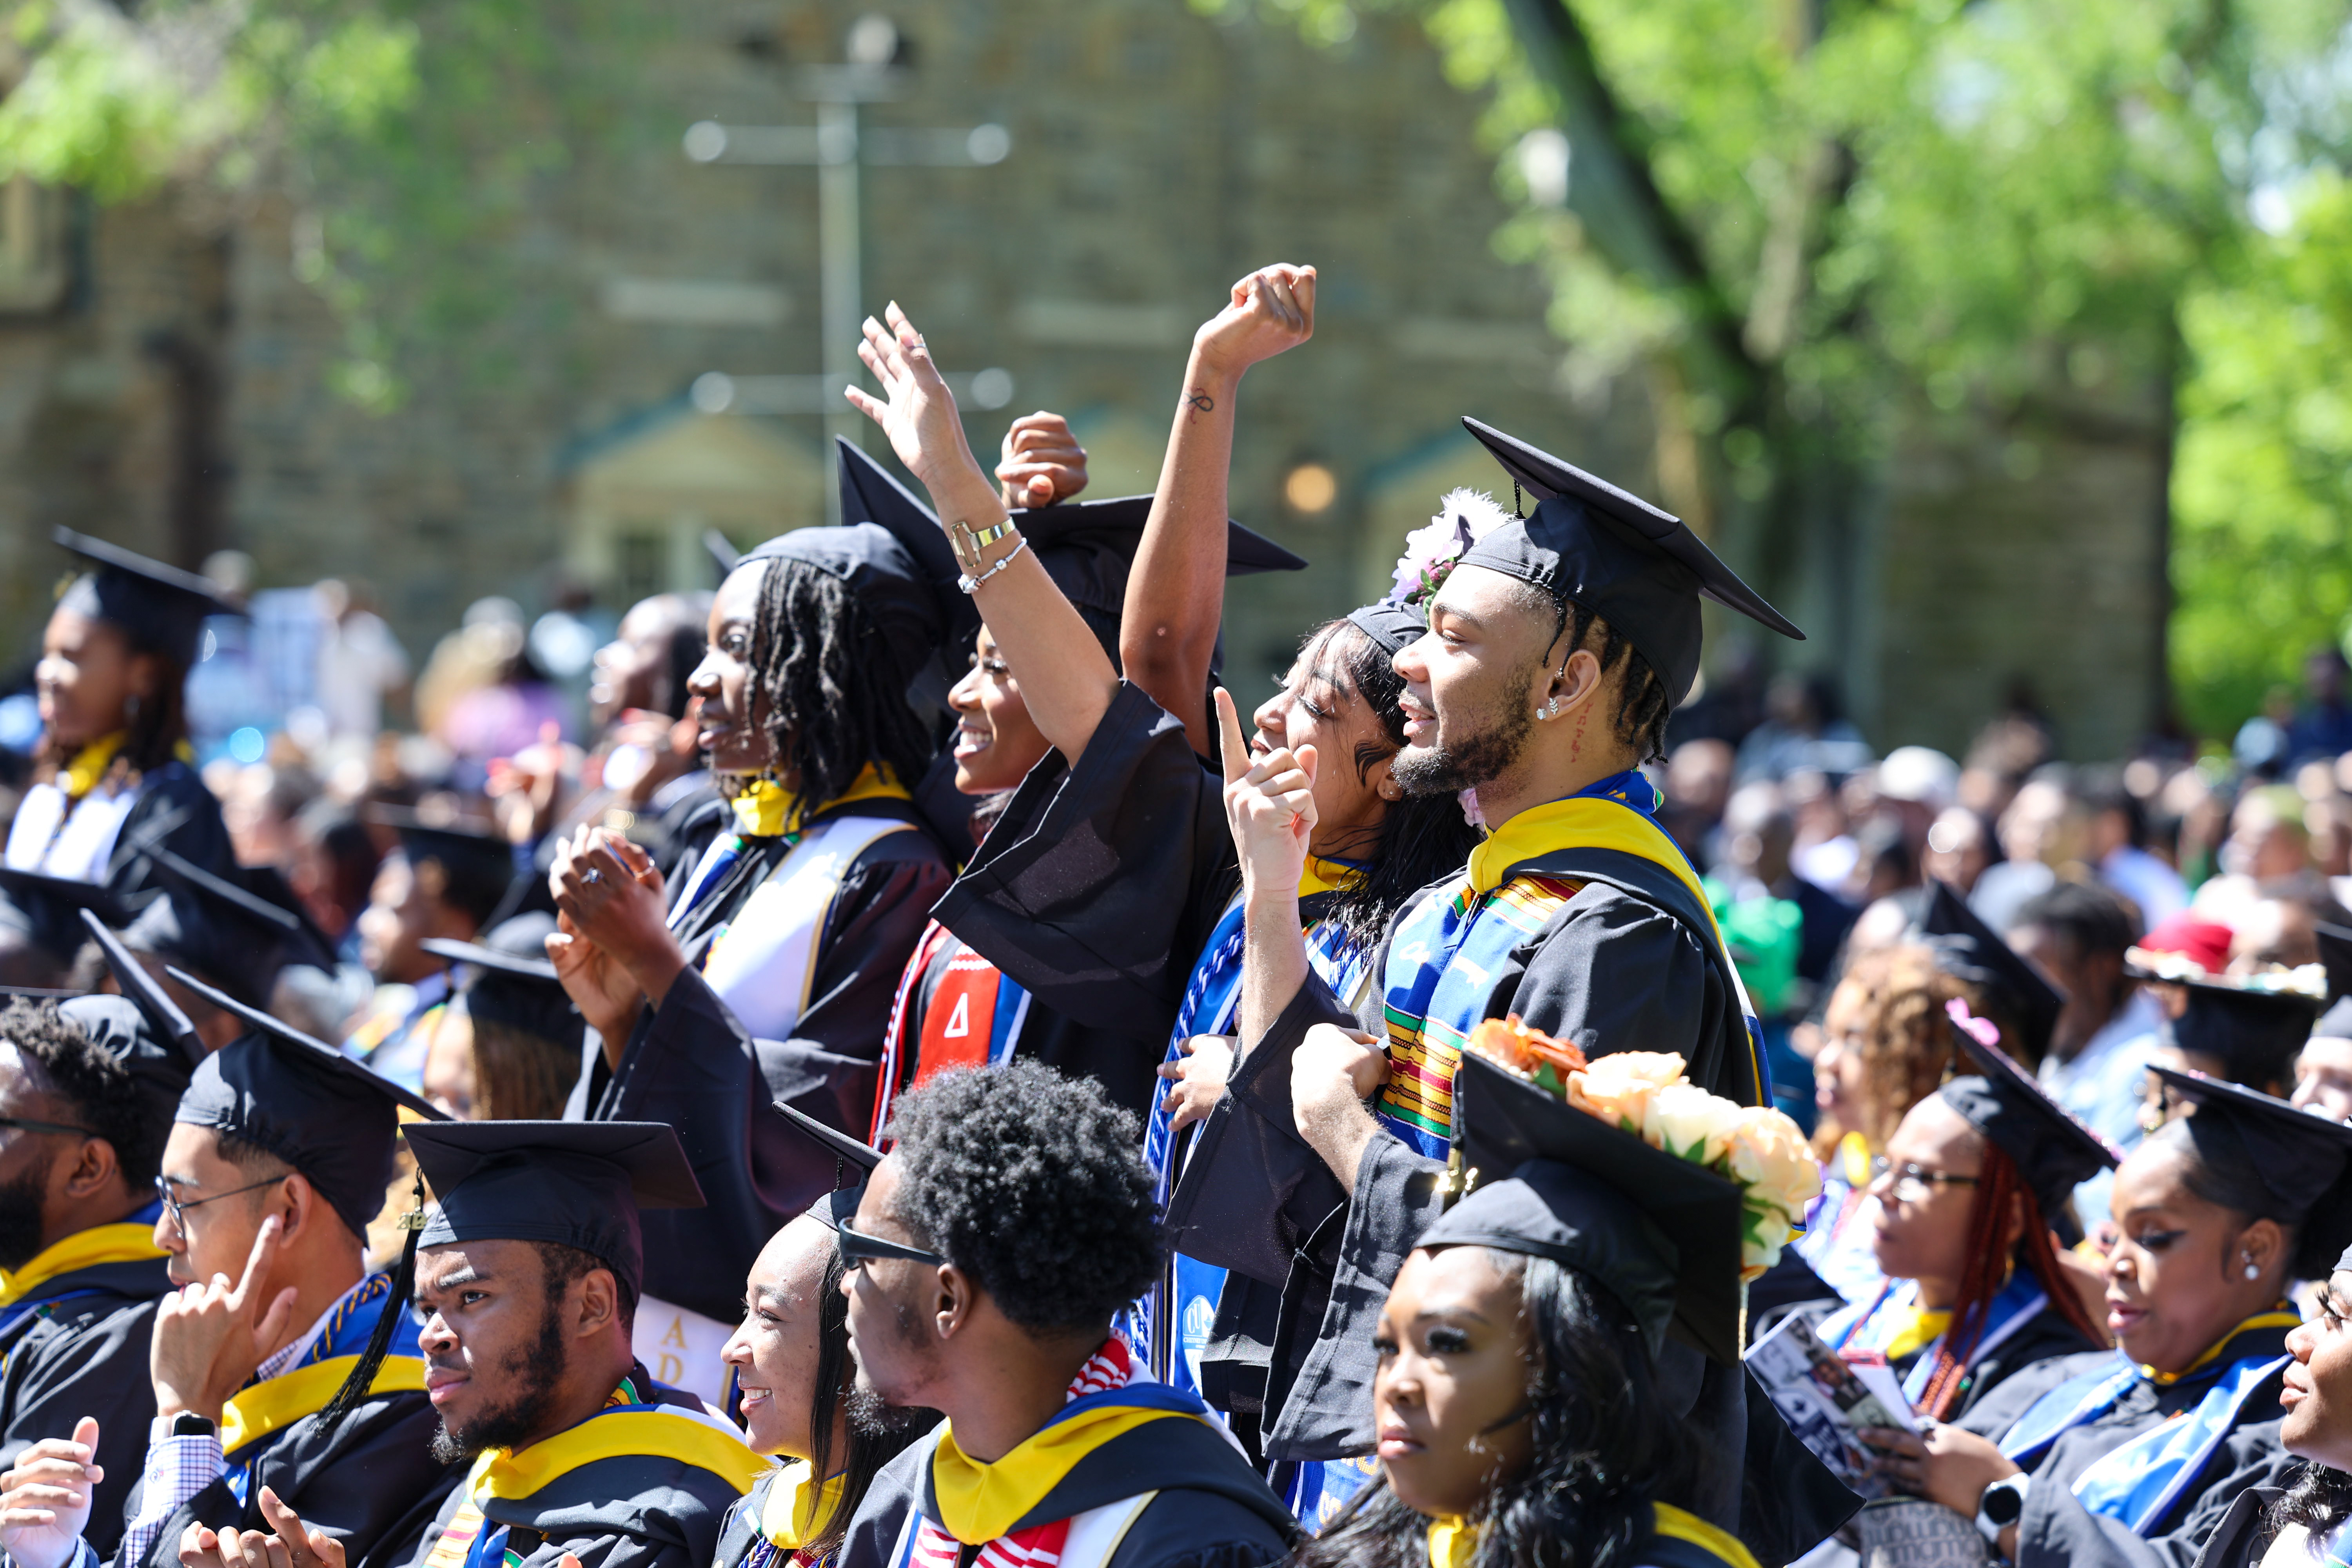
[1278,1454,1380,1530]
[1999,1312,2297,1535]
[1818,1274,2052,1408]
[1128,893,1363,1395]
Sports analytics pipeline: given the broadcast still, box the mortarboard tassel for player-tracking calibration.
[317,1171,428,1435]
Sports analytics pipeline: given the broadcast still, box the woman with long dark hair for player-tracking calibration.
[1872,1069,2350,1567]
[1819,1004,2109,1421]
[0,532,238,983]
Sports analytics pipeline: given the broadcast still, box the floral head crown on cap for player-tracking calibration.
[1391,488,1517,606]
[1464,1015,1824,1279]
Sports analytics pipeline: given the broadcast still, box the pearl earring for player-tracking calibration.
[2243,1256,2259,1281]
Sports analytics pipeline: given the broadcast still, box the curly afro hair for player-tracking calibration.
[1,999,165,1190]
[883,1060,1161,1337]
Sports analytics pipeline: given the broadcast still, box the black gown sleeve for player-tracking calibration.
[0,1295,163,1558]
[2016,1413,2300,1568]
[931,682,1234,1034]
[129,1390,460,1568]
[590,840,951,1323]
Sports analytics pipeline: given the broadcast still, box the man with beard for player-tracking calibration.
[0,996,191,1558]
[0,997,455,1568]
[209,1120,764,1568]
[835,1062,1295,1568]
[1184,420,1838,1552]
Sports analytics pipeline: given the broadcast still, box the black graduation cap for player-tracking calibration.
[166,965,446,1239]
[834,437,1306,662]
[2163,977,2323,1089]
[51,527,240,668]
[1917,879,2067,1061]
[773,1099,882,1231]
[403,1119,704,1295]
[1345,599,1426,657]
[120,858,327,1011]
[1436,1051,1746,1365]
[49,993,198,1135]
[422,912,579,1046]
[77,906,203,1068]
[1940,1014,2118,1221]
[2317,922,2352,1008]
[363,807,518,925]
[1455,418,1802,706]
[2150,1065,2352,1277]
[0,866,143,926]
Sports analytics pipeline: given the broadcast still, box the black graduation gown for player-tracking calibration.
[929,682,1246,1050]
[403,1369,748,1568]
[565,797,949,1327]
[840,1417,1297,1568]
[1889,1308,2103,1423]
[0,762,235,962]
[1957,1332,2302,1568]
[117,1383,457,1568]
[0,1254,172,1559]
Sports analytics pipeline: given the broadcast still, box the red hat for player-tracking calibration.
[2140,913,2235,975]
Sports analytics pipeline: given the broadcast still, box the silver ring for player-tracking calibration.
[584,868,603,886]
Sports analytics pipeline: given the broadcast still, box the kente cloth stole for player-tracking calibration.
[2004,1307,2296,1495]
[1128,860,1365,1391]
[219,1273,426,1497]
[425,1379,765,1568]
[898,1337,1198,1568]
[1373,769,1764,1160]
[871,922,1032,1142]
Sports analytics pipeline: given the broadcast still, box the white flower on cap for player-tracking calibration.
[1391,487,1516,604]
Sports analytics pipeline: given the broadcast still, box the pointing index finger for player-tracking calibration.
[1214,688,1250,786]
[228,1215,282,1310]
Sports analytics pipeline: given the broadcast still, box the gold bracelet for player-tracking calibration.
[947,516,1020,577]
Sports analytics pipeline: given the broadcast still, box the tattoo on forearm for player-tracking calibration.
[1186,390,1215,414]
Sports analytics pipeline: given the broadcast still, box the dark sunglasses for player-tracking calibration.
[834,1213,946,1271]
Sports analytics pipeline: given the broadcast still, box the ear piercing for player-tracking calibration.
[2243,1254,2260,1280]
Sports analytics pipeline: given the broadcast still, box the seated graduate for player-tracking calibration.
[711,1105,935,1568]
[2136,974,2323,1126]
[2186,1243,2352,1568]
[2293,994,2352,1124]
[835,1060,1297,1568]
[345,815,520,1096]
[1820,1002,2111,1421]
[1792,943,1972,1308]
[90,863,343,1054]
[543,514,957,1405]
[1167,423,1806,1532]
[0,975,456,1568]
[1289,1038,1827,1568]
[417,915,584,1121]
[1871,1067,2352,1568]
[1914,880,2067,1074]
[0,973,197,1557]
[848,280,1479,1408]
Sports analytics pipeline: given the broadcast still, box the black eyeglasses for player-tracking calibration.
[0,1115,99,1139]
[154,1173,285,1232]
[835,1214,946,1272]
[1870,1160,1980,1205]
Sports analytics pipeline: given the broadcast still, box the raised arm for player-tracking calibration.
[1123,265,1316,756]
[848,305,1120,765]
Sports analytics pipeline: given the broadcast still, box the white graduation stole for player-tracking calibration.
[4,780,142,880]
[697,813,915,1041]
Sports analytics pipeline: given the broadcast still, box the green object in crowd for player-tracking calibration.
[1703,878,1803,1017]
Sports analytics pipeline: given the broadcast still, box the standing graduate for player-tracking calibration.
[545,515,957,1403]
[0,984,193,1559]
[1288,1047,1835,1568]
[835,1062,1297,1568]
[1871,1068,2352,1568]
[0,531,239,984]
[0,976,457,1568]
[1171,419,1804,1535]
[1819,1003,2110,1421]
[846,279,1479,1430]
[845,424,1306,1127]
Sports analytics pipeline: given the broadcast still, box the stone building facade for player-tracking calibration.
[0,0,2169,759]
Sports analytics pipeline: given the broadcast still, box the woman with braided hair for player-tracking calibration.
[1818,1004,2111,1423]
[543,519,960,1408]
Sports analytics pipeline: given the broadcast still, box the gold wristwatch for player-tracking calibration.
[947,516,1020,577]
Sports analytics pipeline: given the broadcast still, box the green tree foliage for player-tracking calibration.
[1196,0,2352,735]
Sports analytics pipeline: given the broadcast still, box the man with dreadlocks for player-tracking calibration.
[1189,419,1831,1552]
[544,514,957,1407]
[0,1003,455,1568]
